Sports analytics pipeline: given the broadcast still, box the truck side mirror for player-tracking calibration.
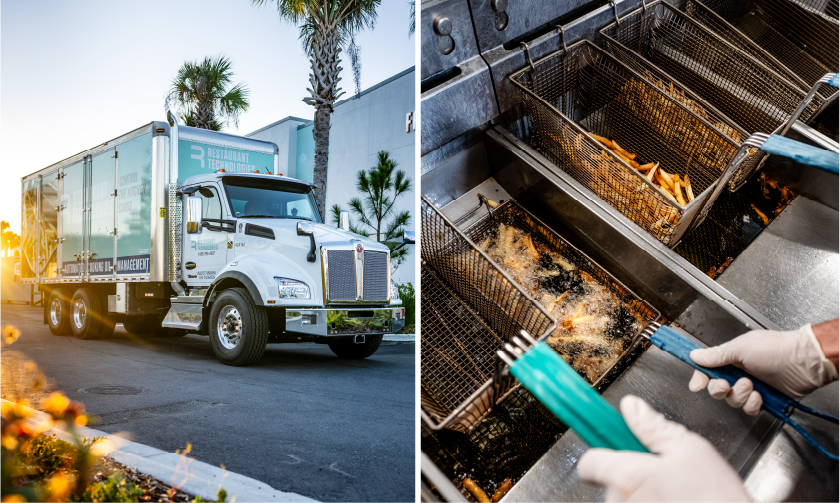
[339,210,350,232]
[186,196,203,234]
[393,231,416,251]
[297,222,317,263]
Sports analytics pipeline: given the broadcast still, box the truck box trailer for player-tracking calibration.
[20,113,412,365]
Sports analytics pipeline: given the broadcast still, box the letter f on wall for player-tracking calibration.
[191,145,205,168]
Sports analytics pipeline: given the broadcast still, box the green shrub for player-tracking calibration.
[20,435,76,475]
[397,282,416,333]
[75,473,143,502]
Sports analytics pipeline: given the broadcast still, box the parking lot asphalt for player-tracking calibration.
[1,305,415,502]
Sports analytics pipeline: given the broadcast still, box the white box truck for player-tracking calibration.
[20,113,412,365]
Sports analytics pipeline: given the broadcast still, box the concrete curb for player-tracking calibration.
[4,399,317,502]
[383,333,415,342]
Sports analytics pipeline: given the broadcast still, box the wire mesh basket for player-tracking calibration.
[420,197,660,432]
[599,0,824,188]
[510,39,749,246]
[420,197,556,432]
[686,0,839,93]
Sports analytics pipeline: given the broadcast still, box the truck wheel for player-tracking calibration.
[328,334,383,359]
[47,289,71,336]
[70,288,108,340]
[209,288,268,366]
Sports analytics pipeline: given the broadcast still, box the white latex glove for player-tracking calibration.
[577,395,751,502]
[688,324,838,415]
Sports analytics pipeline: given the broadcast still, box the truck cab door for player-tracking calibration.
[182,184,231,286]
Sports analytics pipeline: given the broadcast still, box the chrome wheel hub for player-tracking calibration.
[73,299,86,329]
[50,298,62,326]
[217,306,242,349]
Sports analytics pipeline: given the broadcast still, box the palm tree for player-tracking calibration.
[165,55,249,131]
[409,1,415,37]
[330,151,412,272]
[251,0,381,218]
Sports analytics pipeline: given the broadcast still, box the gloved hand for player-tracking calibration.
[577,395,750,502]
[688,324,838,415]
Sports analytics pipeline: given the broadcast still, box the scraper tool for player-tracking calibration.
[497,331,648,453]
[641,322,839,461]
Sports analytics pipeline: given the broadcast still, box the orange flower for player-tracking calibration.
[42,392,70,418]
[2,325,20,345]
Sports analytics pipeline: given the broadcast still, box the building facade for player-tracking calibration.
[247,67,416,286]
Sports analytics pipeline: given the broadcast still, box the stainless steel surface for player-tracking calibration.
[743,382,839,502]
[150,134,167,282]
[503,329,777,502]
[167,182,181,283]
[466,0,593,53]
[717,196,839,330]
[440,177,512,229]
[161,301,203,329]
[283,307,406,336]
[421,0,480,80]
[421,55,499,155]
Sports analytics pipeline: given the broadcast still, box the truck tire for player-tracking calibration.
[209,288,268,366]
[47,289,71,336]
[328,334,383,359]
[70,288,109,340]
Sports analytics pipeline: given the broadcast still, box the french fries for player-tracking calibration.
[463,478,491,503]
[492,479,514,502]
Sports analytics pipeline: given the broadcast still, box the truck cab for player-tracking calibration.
[167,171,411,365]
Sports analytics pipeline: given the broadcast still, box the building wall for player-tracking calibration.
[247,67,416,286]
[246,116,310,179]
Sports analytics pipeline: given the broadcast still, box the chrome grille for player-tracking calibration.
[327,250,356,301]
[363,251,389,300]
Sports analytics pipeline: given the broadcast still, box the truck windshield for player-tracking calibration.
[223,177,322,223]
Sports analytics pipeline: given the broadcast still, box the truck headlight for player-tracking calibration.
[276,278,311,299]
[390,279,400,300]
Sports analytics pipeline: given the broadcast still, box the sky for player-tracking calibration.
[0,0,415,232]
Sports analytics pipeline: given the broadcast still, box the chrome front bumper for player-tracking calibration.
[285,307,406,337]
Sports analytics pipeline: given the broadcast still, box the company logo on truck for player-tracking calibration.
[191,239,218,251]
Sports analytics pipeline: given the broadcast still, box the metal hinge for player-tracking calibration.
[59,238,66,244]
[56,173,65,180]
[55,204,66,212]
[110,152,118,158]
[109,228,117,235]
[111,189,118,196]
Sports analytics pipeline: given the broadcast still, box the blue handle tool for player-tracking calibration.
[641,322,839,461]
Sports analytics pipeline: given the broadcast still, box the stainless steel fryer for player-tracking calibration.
[420,0,838,500]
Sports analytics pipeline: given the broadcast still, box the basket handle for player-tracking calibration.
[780,73,838,138]
[758,134,839,175]
[689,132,838,235]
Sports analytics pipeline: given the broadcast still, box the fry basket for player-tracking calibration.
[420,197,660,432]
[686,0,839,93]
[599,0,824,189]
[510,39,752,246]
[420,197,556,432]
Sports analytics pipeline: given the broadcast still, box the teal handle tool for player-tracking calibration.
[499,332,648,452]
